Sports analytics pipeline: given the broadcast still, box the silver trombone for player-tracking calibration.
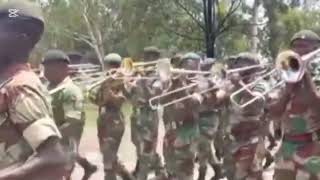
[230,48,320,109]
[148,60,271,109]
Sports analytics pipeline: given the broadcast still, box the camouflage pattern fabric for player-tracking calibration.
[275,92,320,179]
[126,78,163,180]
[0,64,62,176]
[160,78,200,180]
[224,80,275,179]
[49,76,85,176]
[89,78,127,180]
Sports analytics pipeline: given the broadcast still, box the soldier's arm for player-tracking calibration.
[0,86,68,180]
[59,88,85,138]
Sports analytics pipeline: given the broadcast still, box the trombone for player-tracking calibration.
[148,61,272,109]
[230,48,320,109]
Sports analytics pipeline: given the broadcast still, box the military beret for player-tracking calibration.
[181,52,201,61]
[290,30,320,44]
[42,49,70,64]
[104,53,122,63]
[143,46,161,54]
[0,0,44,25]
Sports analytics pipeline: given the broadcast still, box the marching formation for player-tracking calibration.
[1,1,320,180]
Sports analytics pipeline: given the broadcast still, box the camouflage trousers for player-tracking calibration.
[274,135,320,180]
[197,111,222,179]
[220,134,276,180]
[61,122,85,179]
[163,121,199,180]
[97,108,126,180]
[131,106,163,180]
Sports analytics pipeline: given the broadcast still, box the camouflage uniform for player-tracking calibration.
[126,74,164,180]
[273,31,320,180]
[89,53,133,180]
[160,53,202,180]
[43,50,87,178]
[0,64,63,178]
[0,2,66,180]
[123,47,165,180]
[221,53,276,180]
[197,62,225,180]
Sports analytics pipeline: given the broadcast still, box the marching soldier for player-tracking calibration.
[197,60,225,180]
[89,53,134,180]
[0,1,70,180]
[43,49,97,180]
[159,52,203,180]
[271,50,320,180]
[211,53,276,180]
[127,46,163,180]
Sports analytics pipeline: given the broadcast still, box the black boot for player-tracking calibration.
[77,156,98,180]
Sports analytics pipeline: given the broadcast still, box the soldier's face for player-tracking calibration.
[181,59,200,71]
[43,61,68,83]
[291,39,318,56]
[144,52,159,62]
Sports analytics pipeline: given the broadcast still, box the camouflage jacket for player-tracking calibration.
[228,80,270,144]
[49,77,85,132]
[0,64,61,169]
[88,77,126,111]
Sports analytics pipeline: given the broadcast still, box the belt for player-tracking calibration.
[284,129,320,142]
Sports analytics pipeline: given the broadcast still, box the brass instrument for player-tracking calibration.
[148,61,272,109]
[230,48,320,109]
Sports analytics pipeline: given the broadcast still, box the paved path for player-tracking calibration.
[71,121,214,180]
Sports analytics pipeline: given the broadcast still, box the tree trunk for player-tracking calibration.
[250,0,260,53]
[207,0,215,58]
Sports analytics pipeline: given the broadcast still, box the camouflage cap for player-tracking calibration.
[290,30,320,44]
[42,49,70,64]
[0,0,44,25]
[104,53,122,63]
[143,46,161,54]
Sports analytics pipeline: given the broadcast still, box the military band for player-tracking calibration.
[2,1,320,180]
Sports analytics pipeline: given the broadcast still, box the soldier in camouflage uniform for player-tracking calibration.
[42,49,97,180]
[272,32,320,180]
[197,59,226,180]
[159,52,203,180]
[0,1,70,180]
[89,53,134,180]
[212,53,276,180]
[127,46,165,180]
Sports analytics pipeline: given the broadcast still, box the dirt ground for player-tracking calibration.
[70,121,215,180]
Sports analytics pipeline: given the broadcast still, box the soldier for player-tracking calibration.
[271,51,320,180]
[42,49,97,180]
[128,46,164,180]
[89,53,134,180]
[197,59,225,180]
[0,1,69,180]
[212,53,276,180]
[160,52,203,180]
